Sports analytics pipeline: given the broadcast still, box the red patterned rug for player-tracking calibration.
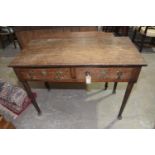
[0,79,36,119]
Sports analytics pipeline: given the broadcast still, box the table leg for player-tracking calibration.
[112,82,118,94]
[44,82,50,91]
[22,81,41,115]
[104,82,108,90]
[117,82,134,120]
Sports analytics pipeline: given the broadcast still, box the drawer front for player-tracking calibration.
[15,68,71,81]
[76,67,138,82]
[14,67,140,82]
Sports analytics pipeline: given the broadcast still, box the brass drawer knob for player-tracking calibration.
[55,71,63,80]
[117,71,123,80]
[55,76,61,80]
[41,70,47,76]
[56,71,63,75]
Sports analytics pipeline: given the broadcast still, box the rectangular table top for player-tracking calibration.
[9,32,147,67]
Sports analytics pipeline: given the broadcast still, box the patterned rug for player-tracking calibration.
[0,79,33,119]
[0,55,33,119]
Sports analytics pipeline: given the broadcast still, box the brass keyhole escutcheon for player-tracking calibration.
[85,71,90,76]
[117,71,123,80]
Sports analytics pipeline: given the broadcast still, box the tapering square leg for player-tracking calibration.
[22,81,41,115]
[44,82,50,91]
[117,82,134,120]
[104,82,108,90]
[112,82,118,94]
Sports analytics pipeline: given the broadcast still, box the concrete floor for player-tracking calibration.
[0,42,155,129]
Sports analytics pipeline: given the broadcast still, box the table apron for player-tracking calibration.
[14,67,141,83]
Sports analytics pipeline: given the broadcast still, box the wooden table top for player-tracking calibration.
[9,32,147,67]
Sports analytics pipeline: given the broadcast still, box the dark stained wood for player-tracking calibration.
[117,82,135,119]
[15,26,97,32]
[70,68,76,79]
[14,67,141,83]
[15,27,98,49]
[44,82,50,91]
[22,81,41,115]
[104,82,108,90]
[102,26,129,36]
[75,67,140,82]
[10,32,147,119]
[113,82,118,94]
[9,32,146,67]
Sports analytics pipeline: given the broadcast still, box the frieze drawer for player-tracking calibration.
[14,67,140,82]
[76,67,140,82]
[14,68,71,81]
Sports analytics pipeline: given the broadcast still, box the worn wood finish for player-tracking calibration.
[10,32,147,119]
[14,67,141,82]
[15,27,98,49]
[75,67,140,82]
[26,32,114,51]
[15,68,71,81]
[10,32,146,67]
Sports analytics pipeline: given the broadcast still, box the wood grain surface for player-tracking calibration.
[9,32,147,67]
[15,27,98,48]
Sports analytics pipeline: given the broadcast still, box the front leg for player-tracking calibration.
[44,82,50,91]
[22,81,41,115]
[117,82,134,120]
[112,82,118,94]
